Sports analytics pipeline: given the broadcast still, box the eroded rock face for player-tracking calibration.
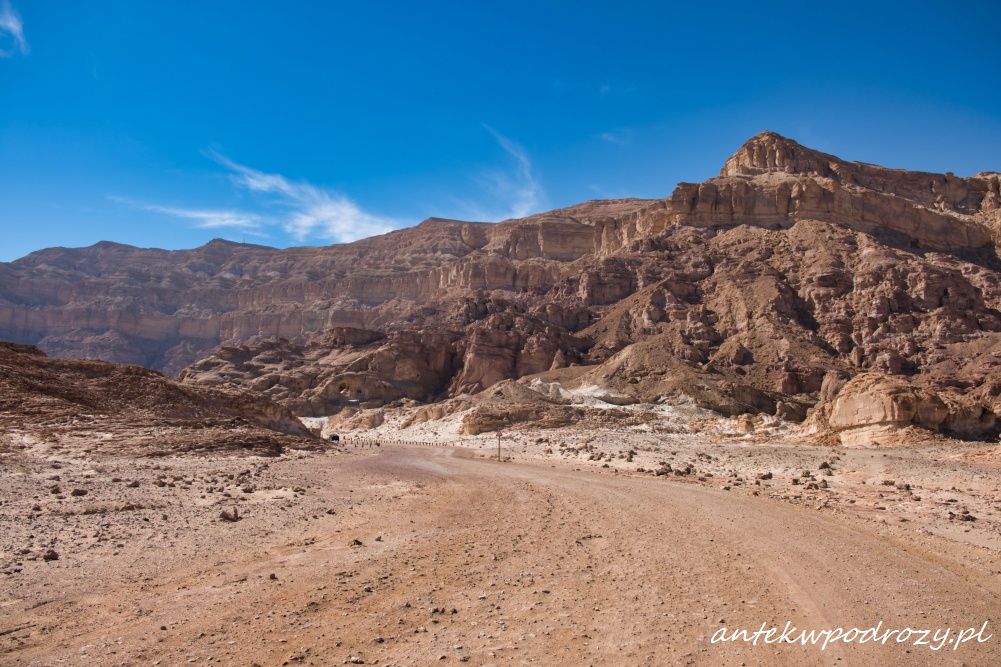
[3,133,1001,444]
[449,313,587,395]
[179,328,464,417]
[181,312,587,416]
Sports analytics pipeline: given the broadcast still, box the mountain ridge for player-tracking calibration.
[3,132,1000,445]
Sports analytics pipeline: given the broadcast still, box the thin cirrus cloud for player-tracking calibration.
[477,126,545,220]
[205,150,398,243]
[113,155,400,245]
[597,128,633,146]
[109,196,264,232]
[0,0,28,57]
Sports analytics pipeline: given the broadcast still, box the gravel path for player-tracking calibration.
[4,446,1000,665]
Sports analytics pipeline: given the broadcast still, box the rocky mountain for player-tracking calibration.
[3,132,1001,445]
[0,342,316,456]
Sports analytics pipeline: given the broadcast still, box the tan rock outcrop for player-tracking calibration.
[828,373,948,446]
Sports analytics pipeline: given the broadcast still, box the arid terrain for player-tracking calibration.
[3,439,1001,666]
[3,133,1001,665]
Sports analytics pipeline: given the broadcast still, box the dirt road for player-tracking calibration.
[6,447,1001,665]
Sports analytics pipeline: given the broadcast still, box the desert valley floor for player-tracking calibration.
[3,430,1001,666]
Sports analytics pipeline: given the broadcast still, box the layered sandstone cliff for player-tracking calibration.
[673,132,999,254]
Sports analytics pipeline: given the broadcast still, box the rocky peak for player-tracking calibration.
[720,131,840,178]
[200,238,262,252]
[415,217,479,228]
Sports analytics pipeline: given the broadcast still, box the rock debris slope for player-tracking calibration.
[0,342,316,456]
[3,132,1001,445]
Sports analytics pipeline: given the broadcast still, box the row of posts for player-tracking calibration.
[337,433,506,460]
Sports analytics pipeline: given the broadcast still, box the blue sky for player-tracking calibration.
[2,1,1000,261]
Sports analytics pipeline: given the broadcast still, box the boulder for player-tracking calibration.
[829,373,947,446]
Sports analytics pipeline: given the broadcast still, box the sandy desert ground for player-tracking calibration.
[3,430,1001,666]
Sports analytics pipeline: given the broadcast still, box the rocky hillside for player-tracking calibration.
[3,132,1001,445]
[0,342,316,456]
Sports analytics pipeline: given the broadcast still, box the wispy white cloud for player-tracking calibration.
[597,128,633,146]
[110,196,263,231]
[115,132,539,245]
[0,0,28,57]
[479,126,544,220]
[205,150,397,242]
